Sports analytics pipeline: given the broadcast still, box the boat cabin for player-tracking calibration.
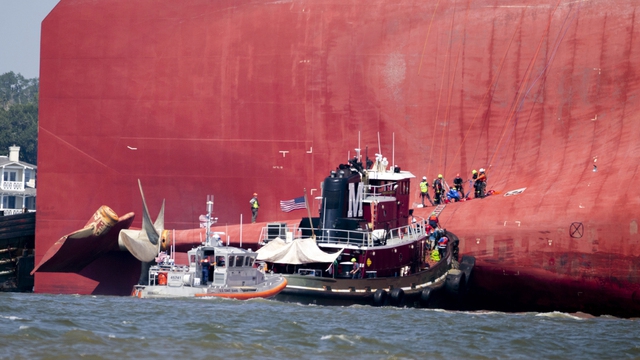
[299,156,414,244]
[188,246,262,287]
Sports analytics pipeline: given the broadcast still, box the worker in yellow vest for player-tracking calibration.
[419,176,433,207]
[430,248,440,262]
[250,193,259,223]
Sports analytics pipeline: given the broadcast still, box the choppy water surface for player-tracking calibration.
[1,293,639,359]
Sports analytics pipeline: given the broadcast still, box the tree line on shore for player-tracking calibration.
[0,72,38,165]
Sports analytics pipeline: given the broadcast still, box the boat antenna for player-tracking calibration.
[206,195,214,246]
[392,132,395,169]
[304,188,315,240]
[377,132,381,156]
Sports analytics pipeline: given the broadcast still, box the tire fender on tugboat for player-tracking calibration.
[420,287,433,307]
[444,269,466,296]
[389,288,405,307]
[373,289,387,307]
[458,255,475,291]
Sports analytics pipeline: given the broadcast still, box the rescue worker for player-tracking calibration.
[250,193,259,223]
[428,212,440,229]
[473,169,481,198]
[349,257,361,279]
[201,257,209,285]
[419,176,430,207]
[453,173,464,195]
[427,226,436,250]
[432,174,444,205]
[446,186,461,202]
[437,236,449,259]
[476,168,487,198]
[430,248,440,262]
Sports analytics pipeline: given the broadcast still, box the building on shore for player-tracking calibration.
[0,146,36,216]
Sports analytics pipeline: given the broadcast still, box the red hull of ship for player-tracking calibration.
[36,0,640,316]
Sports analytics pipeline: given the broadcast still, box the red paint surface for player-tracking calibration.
[36,0,640,316]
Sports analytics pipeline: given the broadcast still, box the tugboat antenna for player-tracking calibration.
[304,188,315,240]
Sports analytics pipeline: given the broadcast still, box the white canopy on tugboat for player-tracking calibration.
[256,238,342,264]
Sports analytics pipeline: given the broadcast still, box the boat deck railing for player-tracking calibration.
[147,264,189,286]
[260,217,427,247]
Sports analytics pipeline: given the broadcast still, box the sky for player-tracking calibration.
[0,1,60,79]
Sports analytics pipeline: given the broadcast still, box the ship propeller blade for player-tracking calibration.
[139,179,161,246]
[118,180,165,262]
[118,229,159,262]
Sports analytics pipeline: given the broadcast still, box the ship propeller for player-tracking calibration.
[118,180,165,262]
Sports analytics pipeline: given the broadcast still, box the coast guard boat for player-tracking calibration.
[128,191,287,300]
[132,243,287,300]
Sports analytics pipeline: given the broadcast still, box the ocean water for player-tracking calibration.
[0,293,638,360]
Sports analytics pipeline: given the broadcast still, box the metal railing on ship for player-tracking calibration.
[364,182,398,199]
[259,217,427,247]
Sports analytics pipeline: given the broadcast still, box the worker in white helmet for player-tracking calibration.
[419,176,433,207]
[475,168,487,198]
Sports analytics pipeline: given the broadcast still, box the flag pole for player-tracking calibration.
[304,188,315,240]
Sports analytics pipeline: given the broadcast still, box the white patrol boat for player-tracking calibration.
[132,244,287,299]
[132,197,286,300]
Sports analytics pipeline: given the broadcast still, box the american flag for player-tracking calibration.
[280,196,306,212]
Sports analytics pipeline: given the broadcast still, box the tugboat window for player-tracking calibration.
[228,256,235,267]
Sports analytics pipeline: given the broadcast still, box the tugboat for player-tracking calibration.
[131,194,287,300]
[257,151,475,308]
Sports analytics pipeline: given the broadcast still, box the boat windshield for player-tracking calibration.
[234,255,244,267]
[216,256,226,268]
[244,257,253,267]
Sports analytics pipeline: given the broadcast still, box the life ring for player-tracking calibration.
[420,288,432,307]
[373,289,387,307]
[444,269,466,296]
[389,288,405,307]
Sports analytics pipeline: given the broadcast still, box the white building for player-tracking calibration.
[0,146,36,215]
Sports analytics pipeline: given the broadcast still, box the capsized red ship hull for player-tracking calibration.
[36,0,640,316]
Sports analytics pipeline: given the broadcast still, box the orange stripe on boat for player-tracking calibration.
[194,278,287,300]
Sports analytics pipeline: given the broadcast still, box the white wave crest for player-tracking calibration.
[535,311,587,320]
[320,334,361,344]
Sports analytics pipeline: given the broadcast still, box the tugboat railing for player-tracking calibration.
[364,182,397,198]
[260,218,427,247]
